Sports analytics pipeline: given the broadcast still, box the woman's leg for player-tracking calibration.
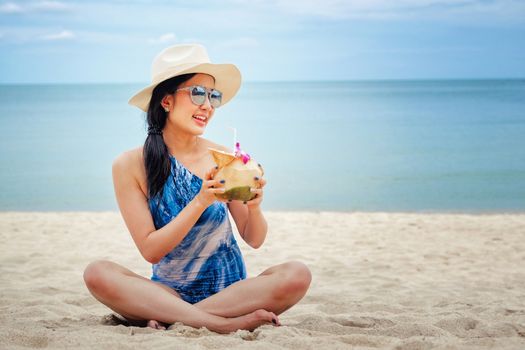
[83,260,278,333]
[194,261,312,318]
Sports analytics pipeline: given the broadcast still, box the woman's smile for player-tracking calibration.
[192,114,208,127]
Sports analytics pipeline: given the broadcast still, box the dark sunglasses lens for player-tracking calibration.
[210,90,222,108]
[190,86,206,105]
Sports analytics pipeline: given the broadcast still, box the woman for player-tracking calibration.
[83,44,311,333]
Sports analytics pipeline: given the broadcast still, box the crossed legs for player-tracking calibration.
[83,260,311,333]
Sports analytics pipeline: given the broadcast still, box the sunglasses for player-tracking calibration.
[175,85,223,108]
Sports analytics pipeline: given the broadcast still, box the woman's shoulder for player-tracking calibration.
[112,147,144,174]
[112,147,148,196]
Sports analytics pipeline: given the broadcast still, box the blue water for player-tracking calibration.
[0,80,524,212]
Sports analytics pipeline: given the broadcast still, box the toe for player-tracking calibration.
[147,320,165,330]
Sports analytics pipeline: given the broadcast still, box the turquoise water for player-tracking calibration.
[0,80,524,212]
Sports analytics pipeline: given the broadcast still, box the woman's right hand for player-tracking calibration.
[194,166,226,208]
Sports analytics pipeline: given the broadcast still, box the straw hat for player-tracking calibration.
[129,44,241,112]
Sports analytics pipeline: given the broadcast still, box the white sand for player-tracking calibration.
[1,211,525,349]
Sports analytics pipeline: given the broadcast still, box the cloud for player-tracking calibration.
[0,1,70,14]
[148,32,177,45]
[0,2,23,13]
[0,27,142,45]
[32,1,69,11]
[41,30,74,41]
[241,0,525,21]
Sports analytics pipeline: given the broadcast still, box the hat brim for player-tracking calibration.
[128,63,241,112]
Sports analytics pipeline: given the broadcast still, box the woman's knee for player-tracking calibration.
[273,261,312,299]
[83,260,117,297]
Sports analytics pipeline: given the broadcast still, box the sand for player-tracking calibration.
[1,211,525,349]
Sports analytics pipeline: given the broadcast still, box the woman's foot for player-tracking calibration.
[220,309,280,333]
[147,309,278,333]
[120,311,279,334]
[146,320,167,330]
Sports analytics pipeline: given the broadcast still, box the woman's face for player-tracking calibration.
[165,73,217,136]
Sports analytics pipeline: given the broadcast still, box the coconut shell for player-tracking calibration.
[208,148,264,201]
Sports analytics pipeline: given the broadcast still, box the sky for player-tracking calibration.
[0,0,524,83]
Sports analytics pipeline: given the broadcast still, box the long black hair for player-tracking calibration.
[144,73,196,199]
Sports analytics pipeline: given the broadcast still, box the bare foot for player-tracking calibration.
[146,320,166,330]
[218,309,280,333]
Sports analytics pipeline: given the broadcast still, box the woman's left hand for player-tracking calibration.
[246,177,266,208]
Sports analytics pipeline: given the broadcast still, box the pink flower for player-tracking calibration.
[235,142,251,164]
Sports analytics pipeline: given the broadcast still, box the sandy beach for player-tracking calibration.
[1,211,524,349]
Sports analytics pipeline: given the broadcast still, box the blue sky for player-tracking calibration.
[1,0,524,83]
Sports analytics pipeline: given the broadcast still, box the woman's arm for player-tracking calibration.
[228,178,268,249]
[112,152,223,264]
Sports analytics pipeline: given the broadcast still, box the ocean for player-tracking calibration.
[0,80,524,212]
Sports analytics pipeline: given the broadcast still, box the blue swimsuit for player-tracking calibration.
[148,155,247,304]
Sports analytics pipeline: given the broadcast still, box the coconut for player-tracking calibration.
[209,145,264,202]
